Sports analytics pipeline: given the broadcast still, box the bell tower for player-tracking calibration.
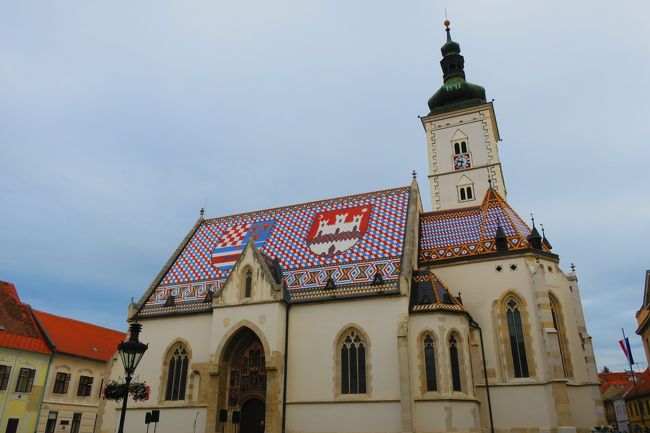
[421,21,507,211]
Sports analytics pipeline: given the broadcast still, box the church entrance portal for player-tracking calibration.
[240,398,265,433]
[216,327,268,433]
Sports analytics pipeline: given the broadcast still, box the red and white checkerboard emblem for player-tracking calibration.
[306,205,371,258]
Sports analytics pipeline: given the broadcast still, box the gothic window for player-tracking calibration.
[449,335,462,392]
[454,142,461,155]
[506,298,530,378]
[461,141,468,153]
[550,295,572,377]
[244,269,253,298]
[165,344,190,401]
[340,329,367,394]
[423,334,437,392]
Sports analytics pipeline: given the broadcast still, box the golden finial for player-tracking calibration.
[444,19,450,29]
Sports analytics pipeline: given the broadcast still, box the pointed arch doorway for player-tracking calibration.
[220,327,267,433]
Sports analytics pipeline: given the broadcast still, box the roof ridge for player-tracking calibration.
[33,310,125,335]
[203,185,410,224]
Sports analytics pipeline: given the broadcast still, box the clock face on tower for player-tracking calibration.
[453,153,472,170]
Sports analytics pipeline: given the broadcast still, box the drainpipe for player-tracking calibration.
[468,316,495,433]
[281,302,290,433]
[34,354,54,433]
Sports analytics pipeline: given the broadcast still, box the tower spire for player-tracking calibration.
[427,20,487,115]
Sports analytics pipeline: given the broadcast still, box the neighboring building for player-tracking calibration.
[33,311,126,433]
[0,281,53,433]
[636,271,650,365]
[624,370,650,432]
[614,385,632,433]
[600,371,636,430]
[98,23,605,433]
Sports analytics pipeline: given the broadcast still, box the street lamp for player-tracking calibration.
[117,323,148,433]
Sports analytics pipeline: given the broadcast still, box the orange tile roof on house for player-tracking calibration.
[0,281,51,355]
[623,369,650,399]
[34,310,126,362]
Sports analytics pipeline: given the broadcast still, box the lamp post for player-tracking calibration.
[117,323,148,433]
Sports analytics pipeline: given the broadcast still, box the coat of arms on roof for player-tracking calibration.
[306,205,371,258]
[211,220,275,272]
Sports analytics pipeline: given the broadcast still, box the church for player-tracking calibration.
[97,22,605,433]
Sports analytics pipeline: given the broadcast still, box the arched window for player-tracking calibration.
[244,269,253,298]
[461,141,467,153]
[466,186,473,200]
[340,329,367,394]
[165,344,190,401]
[460,188,466,201]
[550,295,572,377]
[449,335,462,392]
[454,142,461,155]
[423,334,437,391]
[506,298,530,378]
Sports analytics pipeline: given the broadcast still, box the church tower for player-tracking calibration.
[421,21,507,210]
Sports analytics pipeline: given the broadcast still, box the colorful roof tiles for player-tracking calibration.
[0,281,51,355]
[410,270,466,313]
[33,311,126,362]
[139,186,412,316]
[419,188,549,263]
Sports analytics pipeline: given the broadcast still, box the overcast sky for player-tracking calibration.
[1,0,649,371]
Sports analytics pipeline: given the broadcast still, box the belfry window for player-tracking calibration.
[449,335,462,392]
[165,344,190,401]
[423,334,437,391]
[340,329,367,394]
[244,269,253,298]
[458,185,474,202]
[453,141,468,155]
[506,298,530,378]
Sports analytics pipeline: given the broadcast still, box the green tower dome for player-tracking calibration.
[427,21,487,116]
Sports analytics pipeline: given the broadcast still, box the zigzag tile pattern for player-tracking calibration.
[419,188,542,263]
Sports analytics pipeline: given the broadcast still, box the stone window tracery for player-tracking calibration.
[165,344,190,401]
[550,295,572,378]
[449,335,462,392]
[244,270,253,298]
[506,298,530,378]
[423,334,437,392]
[340,329,367,394]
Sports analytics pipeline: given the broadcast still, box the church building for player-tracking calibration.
[97,22,605,433]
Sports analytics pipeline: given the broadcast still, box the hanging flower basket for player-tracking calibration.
[102,380,150,402]
[103,380,128,401]
[129,381,150,402]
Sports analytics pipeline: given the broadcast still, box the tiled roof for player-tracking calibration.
[419,188,549,263]
[410,270,466,313]
[0,281,51,355]
[139,186,412,316]
[623,369,650,399]
[33,311,126,362]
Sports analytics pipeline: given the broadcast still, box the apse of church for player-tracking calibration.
[96,22,604,433]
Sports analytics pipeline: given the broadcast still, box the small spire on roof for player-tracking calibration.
[200,208,205,217]
[540,223,553,250]
[571,263,576,272]
[527,214,543,250]
[412,170,417,179]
